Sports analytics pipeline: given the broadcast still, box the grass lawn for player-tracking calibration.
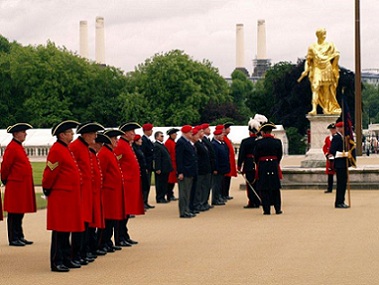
[31,161,45,186]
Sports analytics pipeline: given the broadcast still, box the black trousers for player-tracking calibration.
[155,172,169,201]
[261,188,281,214]
[71,222,88,260]
[222,176,231,198]
[114,216,130,244]
[335,168,347,205]
[327,174,334,192]
[246,171,260,206]
[50,231,71,268]
[7,213,24,243]
[143,170,152,204]
[167,183,175,199]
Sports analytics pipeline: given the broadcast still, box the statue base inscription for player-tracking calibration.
[301,114,339,168]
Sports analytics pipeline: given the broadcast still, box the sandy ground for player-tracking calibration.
[1,170,379,285]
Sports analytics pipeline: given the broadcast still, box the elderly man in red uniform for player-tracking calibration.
[323,123,337,193]
[222,122,237,201]
[1,123,36,247]
[97,129,125,252]
[114,122,144,246]
[165,128,180,202]
[70,122,105,265]
[43,120,83,272]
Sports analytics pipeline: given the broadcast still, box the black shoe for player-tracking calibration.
[324,190,332,193]
[105,246,115,253]
[79,258,89,265]
[19,238,33,245]
[95,249,107,256]
[212,201,225,206]
[87,252,97,259]
[51,264,70,272]
[276,210,283,215]
[157,199,168,204]
[168,196,178,201]
[63,260,81,269]
[191,210,200,214]
[226,196,234,200]
[9,240,25,246]
[180,213,194,218]
[126,239,138,245]
[113,245,122,250]
[244,205,256,209]
[263,212,271,215]
[145,204,155,209]
[335,203,350,208]
[116,240,132,247]
[85,256,95,263]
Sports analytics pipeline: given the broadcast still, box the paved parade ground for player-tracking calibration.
[1,155,379,284]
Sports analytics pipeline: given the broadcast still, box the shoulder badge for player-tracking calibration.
[47,161,59,171]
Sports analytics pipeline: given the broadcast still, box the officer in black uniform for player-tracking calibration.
[238,118,261,209]
[328,121,349,209]
[254,122,283,215]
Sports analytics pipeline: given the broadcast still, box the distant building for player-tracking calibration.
[362,69,379,86]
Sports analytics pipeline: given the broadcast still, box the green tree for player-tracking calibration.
[362,83,379,127]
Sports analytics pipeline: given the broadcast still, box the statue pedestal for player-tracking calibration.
[301,115,339,168]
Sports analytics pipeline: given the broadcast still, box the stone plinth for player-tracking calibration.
[301,114,339,168]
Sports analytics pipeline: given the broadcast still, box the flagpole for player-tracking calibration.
[342,92,352,207]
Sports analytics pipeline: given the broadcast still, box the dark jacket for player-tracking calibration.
[133,143,147,174]
[254,135,283,191]
[329,132,347,169]
[141,135,154,171]
[212,139,230,175]
[202,136,216,172]
[153,141,173,174]
[176,136,198,177]
[195,140,212,175]
[238,135,257,173]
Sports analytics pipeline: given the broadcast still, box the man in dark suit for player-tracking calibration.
[201,123,216,209]
[154,131,173,203]
[211,126,230,206]
[328,121,349,209]
[254,122,283,215]
[193,126,212,212]
[141,123,155,208]
[238,118,261,209]
[176,125,198,218]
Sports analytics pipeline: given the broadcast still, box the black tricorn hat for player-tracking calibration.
[166,128,180,135]
[327,123,336,129]
[95,133,112,144]
[119,122,141,132]
[76,122,105,134]
[223,122,234,129]
[6,123,33,133]
[104,129,124,138]
[52,120,80,136]
[258,122,276,133]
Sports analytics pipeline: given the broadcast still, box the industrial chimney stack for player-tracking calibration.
[79,21,89,59]
[95,16,105,65]
[234,24,249,76]
[252,19,271,78]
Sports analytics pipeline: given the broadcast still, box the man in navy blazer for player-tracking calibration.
[175,125,198,218]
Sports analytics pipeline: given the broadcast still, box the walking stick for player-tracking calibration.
[240,173,262,204]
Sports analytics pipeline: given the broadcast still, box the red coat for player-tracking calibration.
[1,139,36,214]
[98,145,125,220]
[323,135,336,175]
[114,137,144,215]
[70,137,93,223]
[89,149,105,229]
[43,140,84,232]
[224,136,237,177]
[164,138,177,183]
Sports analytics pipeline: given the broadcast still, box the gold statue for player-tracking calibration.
[298,28,341,115]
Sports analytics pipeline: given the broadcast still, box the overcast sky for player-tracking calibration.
[0,0,377,77]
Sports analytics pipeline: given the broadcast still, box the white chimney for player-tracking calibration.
[236,24,245,68]
[257,19,267,59]
[79,21,89,59]
[95,16,105,64]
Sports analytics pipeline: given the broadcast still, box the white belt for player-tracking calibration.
[335,151,348,158]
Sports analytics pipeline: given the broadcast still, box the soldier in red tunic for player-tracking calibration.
[1,123,36,247]
[42,120,83,272]
[114,122,144,246]
[97,129,125,253]
[222,122,237,201]
[70,122,105,265]
[323,123,337,193]
[165,128,180,201]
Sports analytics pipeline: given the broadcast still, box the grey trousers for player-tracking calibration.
[212,173,224,203]
[178,177,193,216]
[194,173,212,209]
